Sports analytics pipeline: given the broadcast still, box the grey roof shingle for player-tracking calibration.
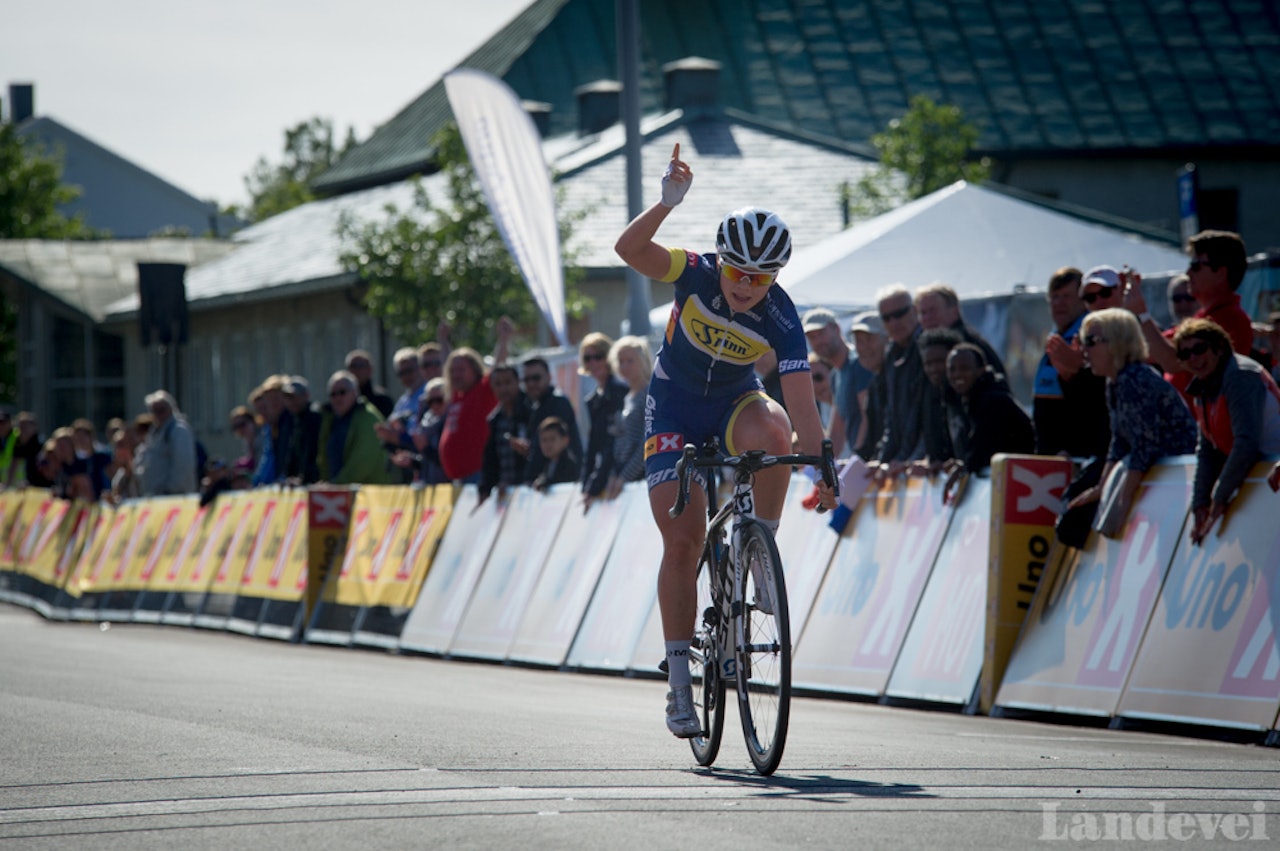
[315,0,1280,195]
[104,109,880,318]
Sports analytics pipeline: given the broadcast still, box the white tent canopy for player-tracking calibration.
[780,180,1189,311]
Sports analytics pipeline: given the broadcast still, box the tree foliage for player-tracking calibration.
[0,122,94,239]
[844,95,991,220]
[338,123,589,353]
[242,117,356,222]
[0,122,96,403]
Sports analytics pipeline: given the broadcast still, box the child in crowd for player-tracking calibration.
[531,417,580,492]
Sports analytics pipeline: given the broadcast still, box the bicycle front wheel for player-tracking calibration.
[689,545,726,766]
[734,520,791,775]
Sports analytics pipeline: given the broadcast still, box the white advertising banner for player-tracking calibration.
[444,68,568,346]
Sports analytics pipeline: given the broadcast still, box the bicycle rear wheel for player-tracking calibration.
[733,520,791,775]
[689,545,726,766]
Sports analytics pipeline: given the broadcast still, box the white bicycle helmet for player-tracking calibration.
[715,207,792,273]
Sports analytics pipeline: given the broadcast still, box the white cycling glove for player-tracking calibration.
[660,164,691,207]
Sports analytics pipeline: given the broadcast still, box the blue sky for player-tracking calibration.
[3,0,530,207]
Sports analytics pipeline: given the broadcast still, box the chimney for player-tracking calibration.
[574,80,622,135]
[662,57,721,113]
[8,83,34,123]
[522,100,553,137]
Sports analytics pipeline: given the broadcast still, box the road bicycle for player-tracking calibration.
[668,437,838,775]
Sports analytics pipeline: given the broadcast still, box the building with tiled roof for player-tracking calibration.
[317,0,1280,250]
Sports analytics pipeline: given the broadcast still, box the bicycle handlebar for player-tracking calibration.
[668,439,840,519]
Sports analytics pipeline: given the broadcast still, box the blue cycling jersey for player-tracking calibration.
[653,249,810,397]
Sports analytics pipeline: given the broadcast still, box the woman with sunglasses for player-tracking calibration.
[1064,309,1197,534]
[1172,318,1280,545]
[579,332,628,509]
[614,142,836,738]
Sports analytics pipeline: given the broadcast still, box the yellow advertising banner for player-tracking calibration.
[0,489,30,572]
[327,485,418,609]
[981,454,1074,713]
[88,501,147,593]
[236,490,310,602]
[205,492,271,596]
[1118,462,1280,730]
[380,484,454,610]
[71,502,129,596]
[57,503,106,598]
[16,497,71,586]
[127,497,200,592]
[996,462,1192,717]
[169,500,236,593]
[100,498,192,592]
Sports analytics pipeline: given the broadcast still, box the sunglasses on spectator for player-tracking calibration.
[1171,293,1197,304]
[396,366,419,377]
[1187,259,1216,273]
[582,352,606,363]
[421,360,442,369]
[880,304,912,323]
[231,419,252,430]
[811,372,827,382]
[1176,340,1211,361]
[1081,286,1115,304]
[522,374,546,384]
[329,388,352,398]
[427,396,446,406]
[1082,334,1107,348]
[719,263,776,288]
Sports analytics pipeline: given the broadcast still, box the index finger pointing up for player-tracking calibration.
[671,142,680,162]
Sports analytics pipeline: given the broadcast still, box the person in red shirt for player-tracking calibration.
[1124,230,1254,381]
[437,317,511,484]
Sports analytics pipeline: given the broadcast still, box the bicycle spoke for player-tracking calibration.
[734,522,791,776]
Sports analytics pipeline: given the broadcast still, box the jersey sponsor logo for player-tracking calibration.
[681,298,770,364]
[777,358,809,374]
[765,298,797,331]
[645,432,684,457]
[683,249,698,269]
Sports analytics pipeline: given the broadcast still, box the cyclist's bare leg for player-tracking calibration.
[648,479,707,642]
[726,396,794,522]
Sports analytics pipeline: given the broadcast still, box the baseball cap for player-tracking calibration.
[848,311,886,337]
[1082,265,1121,290]
[284,376,309,396]
[801,307,838,333]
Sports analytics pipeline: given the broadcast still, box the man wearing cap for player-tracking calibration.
[802,306,875,459]
[282,376,321,484]
[849,311,889,460]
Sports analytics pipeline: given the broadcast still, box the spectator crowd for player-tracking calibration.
[3,229,1279,547]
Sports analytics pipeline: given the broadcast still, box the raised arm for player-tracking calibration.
[614,143,692,281]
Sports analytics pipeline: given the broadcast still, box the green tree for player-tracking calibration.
[0,122,93,238]
[242,117,356,222]
[338,123,589,353]
[844,95,991,219]
[0,123,96,403]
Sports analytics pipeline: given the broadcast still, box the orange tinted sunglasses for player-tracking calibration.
[720,263,776,288]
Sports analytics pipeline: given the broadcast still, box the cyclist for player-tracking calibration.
[614,143,837,738]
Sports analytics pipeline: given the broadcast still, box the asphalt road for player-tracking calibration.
[2,602,1278,850]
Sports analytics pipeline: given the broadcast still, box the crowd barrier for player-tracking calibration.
[1,453,1277,744]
